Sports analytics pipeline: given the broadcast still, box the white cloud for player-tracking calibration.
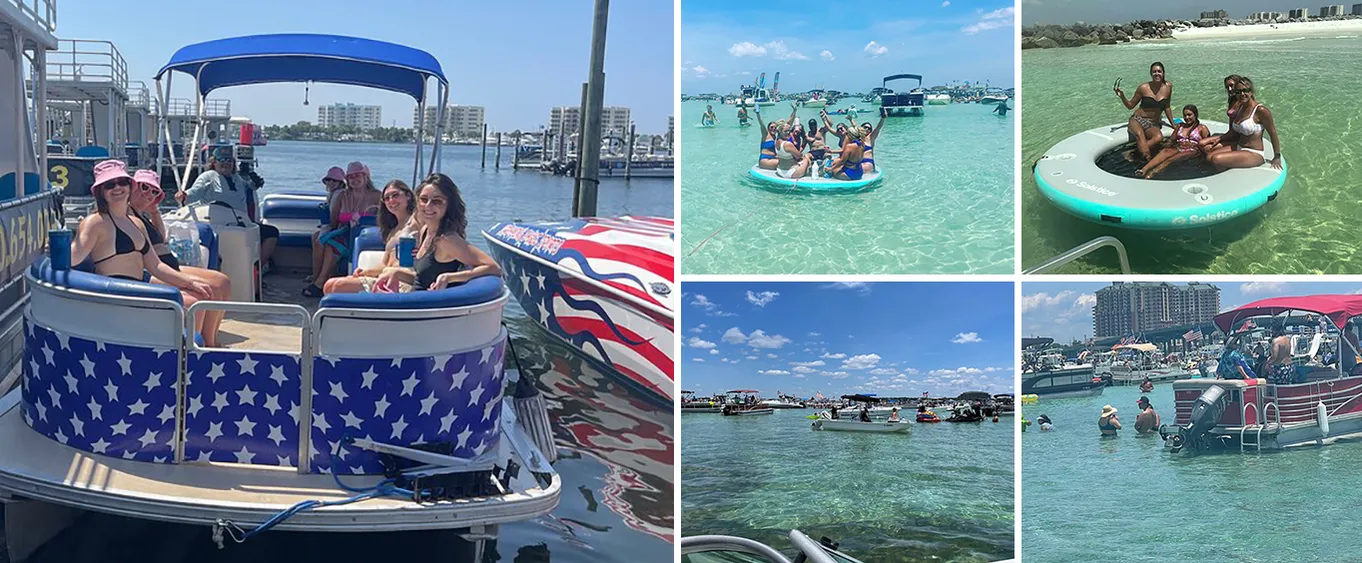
[693,358,705,362]
[687,337,716,349]
[1022,290,1075,312]
[710,349,719,355]
[1241,282,1285,295]
[759,369,790,376]
[842,354,881,370]
[941,0,950,5]
[863,41,889,57]
[690,323,708,334]
[763,40,808,60]
[930,366,985,376]
[692,65,710,75]
[962,6,1014,34]
[746,290,780,307]
[869,368,899,375]
[720,358,730,363]
[820,50,835,61]
[746,355,758,360]
[722,327,748,344]
[822,371,851,379]
[738,71,752,76]
[822,282,871,294]
[808,332,822,337]
[767,353,778,359]
[794,374,807,379]
[1075,294,1096,308]
[729,42,767,57]
[747,330,792,349]
[791,360,826,367]
[821,352,846,359]
[952,332,983,344]
[691,294,737,317]
[793,366,818,374]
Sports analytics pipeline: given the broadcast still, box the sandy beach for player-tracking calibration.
[1172,19,1362,40]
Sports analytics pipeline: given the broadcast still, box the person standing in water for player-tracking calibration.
[737,105,749,126]
[1135,396,1160,435]
[1098,405,1121,436]
[702,105,718,126]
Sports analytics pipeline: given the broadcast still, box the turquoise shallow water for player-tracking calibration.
[682,409,1014,562]
[1023,384,1362,562]
[1021,33,1362,274]
[680,101,1014,274]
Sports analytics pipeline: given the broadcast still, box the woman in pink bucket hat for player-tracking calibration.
[128,168,231,346]
[303,161,381,297]
[68,159,214,297]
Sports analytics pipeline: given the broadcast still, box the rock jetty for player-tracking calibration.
[1021,20,1179,49]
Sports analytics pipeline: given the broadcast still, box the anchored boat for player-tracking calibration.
[481,216,674,403]
[0,31,561,559]
[1161,295,1362,453]
[1022,338,1104,398]
[721,390,773,416]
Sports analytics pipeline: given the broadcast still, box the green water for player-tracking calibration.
[682,409,1015,562]
[680,101,1014,274]
[1022,384,1362,562]
[1021,34,1362,274]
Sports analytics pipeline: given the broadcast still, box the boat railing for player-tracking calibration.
[127,80,151,111]
[46,39,128,94]
[152,97,231,119]
[8,0,56,32]
[1023,236,1131,275]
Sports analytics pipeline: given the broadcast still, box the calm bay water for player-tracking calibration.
[1021,33,1362,273]
[680,100,1014,274]
[1,140,674,562]
[682,409,1014,562]
[1022,384,1362,562]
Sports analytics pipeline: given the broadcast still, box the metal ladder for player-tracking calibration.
[1240,401,1279,452]
[1022,236,1131,275]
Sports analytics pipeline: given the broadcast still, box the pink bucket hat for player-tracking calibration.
[133,169,161,190]
[345,161,369,177]
[92,159,132,189]
[322,166,345,183]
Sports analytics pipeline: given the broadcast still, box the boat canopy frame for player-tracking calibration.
[1215,297,1362,382]
[152,33,450,191]
[882,74,922,88]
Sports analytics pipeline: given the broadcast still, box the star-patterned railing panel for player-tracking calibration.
[308,338,507,475]
[184,350,303,467]
[21,320,179,463]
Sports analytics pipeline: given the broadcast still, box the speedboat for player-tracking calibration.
[811,417,910,433]
[0,32,560,560]
[1161,295,1362,453]
[758,394,805,409]
[482,216,674,403]
[925,93,951,105]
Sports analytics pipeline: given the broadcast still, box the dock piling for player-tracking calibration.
[495,132,502,169]
[625,123,636,180]
[480,123,488,169]
[573,0,609,217]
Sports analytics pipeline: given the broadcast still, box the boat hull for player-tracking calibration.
[723,408,773,416]
[482,218,675,402]
[811,419,910,433]
[1169,376,1362,451]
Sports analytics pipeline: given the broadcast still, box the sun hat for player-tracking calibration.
[346,161,370,177]
[1100,405,1118,418]
[322,166,345,183]
[133,169,161,190]
[92,159,132,189]
[210,146,234,162]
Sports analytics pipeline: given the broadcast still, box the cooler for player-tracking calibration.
[216,224,261,302]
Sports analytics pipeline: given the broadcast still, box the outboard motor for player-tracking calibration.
[1160,385,1230,453]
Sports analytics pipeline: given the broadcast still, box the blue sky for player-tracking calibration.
[681,282,1015,399]
[56,0,672,132]
[681,0,1015,94]
[1024,281,1362,343]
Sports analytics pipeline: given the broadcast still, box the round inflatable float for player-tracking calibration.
[747,165,883,192]
[1033,120,1286,229]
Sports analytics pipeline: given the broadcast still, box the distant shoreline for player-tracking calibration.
[1023,16,1362,49]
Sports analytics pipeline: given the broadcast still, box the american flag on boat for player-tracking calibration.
[1182,328,1203,342]
[484,216,674,400]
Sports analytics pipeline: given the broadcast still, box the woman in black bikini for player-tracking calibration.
[373,173,501,292]
[70,161,213,309]
[128,169,231,346]
[1114,62,1176,160]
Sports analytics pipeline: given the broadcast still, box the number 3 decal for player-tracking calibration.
[51,165,69,188]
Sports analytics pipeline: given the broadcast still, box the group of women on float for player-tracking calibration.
[754,102,885,181]
[1116,62,1283,179]
[71,157,501,347]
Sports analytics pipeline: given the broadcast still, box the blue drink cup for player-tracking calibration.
[49,229,72,270]
[398,235,416,268]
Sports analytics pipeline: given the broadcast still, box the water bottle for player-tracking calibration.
[398,235,416,268]
[49,228,72,270]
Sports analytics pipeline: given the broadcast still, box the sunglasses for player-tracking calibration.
[418,196,447,206]
[138,184,163,197]
[383,191,408,201]
[104,178,132,189]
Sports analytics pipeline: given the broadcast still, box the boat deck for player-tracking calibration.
[214,270,316,354]
[0,391,560,531]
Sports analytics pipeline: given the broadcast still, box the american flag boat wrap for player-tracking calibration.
[483,216,675,401]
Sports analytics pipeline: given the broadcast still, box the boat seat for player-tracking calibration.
[318,275,503,310]
[73,146,110,158]
[0,171,43,199]
[196,222,221,270]
[351,225,384,272]
[31,257,182,305]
